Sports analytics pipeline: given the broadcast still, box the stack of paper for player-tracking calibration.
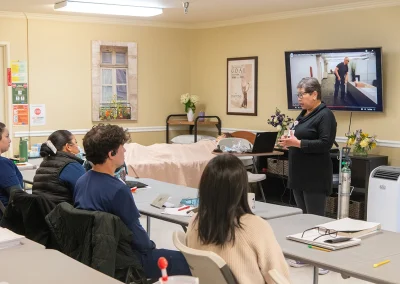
[15,162,36,171]
[0,227,24,250]
[287,218,381,251]
[161,207,196,217]
[287,230,361,250]
[319,218,381,238]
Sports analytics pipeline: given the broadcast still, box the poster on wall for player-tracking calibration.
[11,60,28,83]
[30,104,46,126]
[13,104,29,125]
[12,83,28,104]
[227,56,258,116]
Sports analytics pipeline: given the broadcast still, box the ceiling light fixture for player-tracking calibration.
[54,1,163,17]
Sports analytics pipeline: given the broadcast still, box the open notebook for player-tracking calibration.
[287,229,361,251]
[0,227,24,250]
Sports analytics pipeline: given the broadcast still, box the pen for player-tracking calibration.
[308,245,331,252]
[373,260,390,268]
[178,206,190,211]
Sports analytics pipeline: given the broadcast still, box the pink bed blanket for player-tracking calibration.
[124,140,217,188]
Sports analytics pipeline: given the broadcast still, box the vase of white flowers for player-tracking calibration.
[180,93,199,122]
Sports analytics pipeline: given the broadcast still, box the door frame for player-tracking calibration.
[0,42,12,156]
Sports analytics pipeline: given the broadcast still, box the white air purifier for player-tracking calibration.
[367,166,400,232]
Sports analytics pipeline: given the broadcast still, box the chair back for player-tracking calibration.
[231,131,256,145]
[45,203,146,284]
[268,269,291,284]
[172,231,237,284]
[0,189,56,247]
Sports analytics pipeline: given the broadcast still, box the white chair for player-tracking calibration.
[217,137,267,202]
[268,269,291,284]
[172,231,237,284]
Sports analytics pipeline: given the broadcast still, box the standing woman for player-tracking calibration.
[279,77,337,216]
[32,130,85,204]
[0,122,23,211]
[279,78,336,273]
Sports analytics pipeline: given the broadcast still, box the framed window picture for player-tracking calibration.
[227,56,258,116]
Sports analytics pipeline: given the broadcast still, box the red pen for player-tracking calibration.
[178,205,190,211]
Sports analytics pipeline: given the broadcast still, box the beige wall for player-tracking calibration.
[190,6,400,165]
[0,17,191,152]
[2,6,400,164]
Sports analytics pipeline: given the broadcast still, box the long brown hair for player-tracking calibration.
[195,154,253,246]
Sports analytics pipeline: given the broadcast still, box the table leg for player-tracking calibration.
[146,216,151,238]
[313,266,319,284]
[252,157,267,203]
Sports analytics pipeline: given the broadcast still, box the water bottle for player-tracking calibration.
[19,137,28,163]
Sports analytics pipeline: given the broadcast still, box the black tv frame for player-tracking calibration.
[284,47,383,112]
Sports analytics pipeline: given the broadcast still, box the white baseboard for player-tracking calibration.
[13,126,167,138]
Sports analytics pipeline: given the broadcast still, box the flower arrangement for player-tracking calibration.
[99,94,131,120]
[267,108,294,132]
[346,129,377,156]
[180,93,199,113]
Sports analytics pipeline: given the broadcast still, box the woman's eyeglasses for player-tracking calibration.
[301,226,338,241]
[297,92,310,99]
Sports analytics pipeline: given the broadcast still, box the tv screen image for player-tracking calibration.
[284,48,383,112]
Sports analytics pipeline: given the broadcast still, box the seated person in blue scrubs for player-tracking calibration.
[0,122,23,210]
[32,130,85,204]
[74,124,191,279]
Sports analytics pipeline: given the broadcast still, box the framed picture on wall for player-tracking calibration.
[227,56,258,116]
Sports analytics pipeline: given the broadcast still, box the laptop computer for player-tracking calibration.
[251,132,278,153]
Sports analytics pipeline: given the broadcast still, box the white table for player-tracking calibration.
[129,178,302,237]
[267,214,400,284]
[0,249,122,284]
[0,238,45,254]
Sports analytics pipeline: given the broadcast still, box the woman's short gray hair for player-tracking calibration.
[297,77,321,100]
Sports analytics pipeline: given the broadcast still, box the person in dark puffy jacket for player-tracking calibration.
[32,130,85,204]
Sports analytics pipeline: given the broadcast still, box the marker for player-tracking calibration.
[178,205,190,211]
[373,260,390,268]
[130,187,137,193]
[308,245,331,252]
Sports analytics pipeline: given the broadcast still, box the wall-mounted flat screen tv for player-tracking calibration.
[284,47,383,112]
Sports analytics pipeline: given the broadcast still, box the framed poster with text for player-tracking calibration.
[227,56,258,116]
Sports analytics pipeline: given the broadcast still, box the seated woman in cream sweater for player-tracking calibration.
[186,154,290,284]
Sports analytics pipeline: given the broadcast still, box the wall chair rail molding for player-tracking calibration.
[12,127,400,148]
[13,126,166,138]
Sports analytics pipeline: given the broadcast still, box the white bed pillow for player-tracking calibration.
[171,135,216,144]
